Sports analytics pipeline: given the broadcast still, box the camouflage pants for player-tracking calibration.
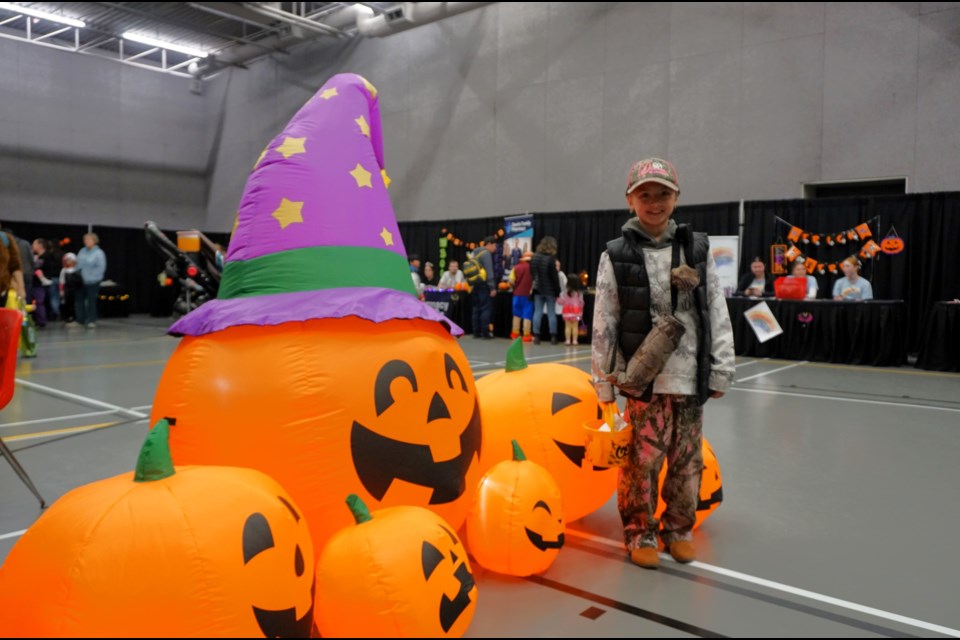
[618,394,703,550]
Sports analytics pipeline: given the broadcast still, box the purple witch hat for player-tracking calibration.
[170,73,461,337]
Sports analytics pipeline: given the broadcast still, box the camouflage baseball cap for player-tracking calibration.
[626,157,679,194]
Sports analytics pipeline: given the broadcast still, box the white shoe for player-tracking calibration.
[87,322,96,329]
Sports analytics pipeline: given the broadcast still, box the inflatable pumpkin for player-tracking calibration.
[151,74,480,554]
[466,440,565,576]
[654,436,723,529]
[0,420,316,638]
[153,317,481,550]
[475,339,615,521]
[315,494,477,637]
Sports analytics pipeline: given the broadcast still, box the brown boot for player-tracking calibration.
[629,547,659,570]
[668,540,696,563]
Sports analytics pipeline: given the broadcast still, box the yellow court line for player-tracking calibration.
[17,359,171,376]
[5,421,120,442]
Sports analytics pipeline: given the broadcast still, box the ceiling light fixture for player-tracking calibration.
[122,32,209,58]
[0,2,85,28]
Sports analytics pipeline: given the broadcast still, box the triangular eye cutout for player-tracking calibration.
[422,540,444,580]
[243,513,275,564]
[551,392,582,415]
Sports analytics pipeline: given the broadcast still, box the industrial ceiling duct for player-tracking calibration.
[357,2,492,37]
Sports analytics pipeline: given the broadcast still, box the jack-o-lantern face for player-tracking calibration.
[351,353,481,504]
[243,497,316,638]
[881,236,904,254]
[315,497,477,637]
[152,317,484,555]
[466,441,565,576]
[550,392,608,470]
[421,525,477,633]
[525,500,565,551]
[477,354,616,522]
[0,421,316,638]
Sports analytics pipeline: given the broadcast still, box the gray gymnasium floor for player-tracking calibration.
[2,316,959,638]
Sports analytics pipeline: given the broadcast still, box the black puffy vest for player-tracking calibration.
[606,224,712,405]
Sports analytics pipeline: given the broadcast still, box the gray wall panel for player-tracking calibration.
[822,17,918,180]
[6,2,960,231]
[740,35,824,199]
[668,51,742,204]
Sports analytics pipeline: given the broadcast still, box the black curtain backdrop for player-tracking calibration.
[741,192,960,352]
[398,202,740,291]
[2,221,230,316]
[8,192,956,352]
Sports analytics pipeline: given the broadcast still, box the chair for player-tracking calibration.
[0,307,45,508]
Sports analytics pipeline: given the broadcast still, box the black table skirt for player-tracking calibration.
[915,302,960,372]
[726,297,907,367]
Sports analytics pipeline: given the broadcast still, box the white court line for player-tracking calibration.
[734,359,762,369]
[0,530,27,541]
[0,409,117,429]
[732,387,960,414]
[128,405,153,412]
[14,380,148,420]
[566,529,960,637]
[735,361,807,383]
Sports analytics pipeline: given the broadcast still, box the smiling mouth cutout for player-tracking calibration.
[524,528,565,551]
[350,399,482,504]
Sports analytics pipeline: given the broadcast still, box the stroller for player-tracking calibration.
[144,222,223,318]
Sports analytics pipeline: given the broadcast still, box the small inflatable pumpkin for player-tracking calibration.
[0,420,316,638]
[315,495,477,638]
[466,440,565,576]
[475,340,615,522]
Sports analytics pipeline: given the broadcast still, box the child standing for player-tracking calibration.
[557,278,585,346]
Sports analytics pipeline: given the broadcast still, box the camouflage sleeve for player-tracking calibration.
[705,247,736,392]
[591,252,625,402]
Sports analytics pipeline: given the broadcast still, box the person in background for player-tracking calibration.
[530,236,561,345]
[557,276,585,346]
[2,224,33,306]
[408,254,423,294]
[592,157,735,570]
[735,257,774,297]
[508,251,534,341]
[31,238,58,328]
[438,260,465,289]
[832,256,873,301]
[0,229,26,307]
[59,252,81,324]
[75,233,107,328]
[422,261,437,288]
[790,260,818,299]
[471,236,498,339]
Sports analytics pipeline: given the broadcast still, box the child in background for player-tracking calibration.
[557,277,585,346]
[59,252,82,324]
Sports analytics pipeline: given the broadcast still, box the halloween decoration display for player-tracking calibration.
[151,74,481,554]
[881,227,905,255]
[466,440,565,576]
[475,340,615,522]
[315,495,477,638]
[653,437,723,530]
[0,420,316,638]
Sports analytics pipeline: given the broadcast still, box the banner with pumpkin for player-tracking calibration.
[773,215,897,275]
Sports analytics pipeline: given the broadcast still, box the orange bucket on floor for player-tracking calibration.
[583,419,632,468]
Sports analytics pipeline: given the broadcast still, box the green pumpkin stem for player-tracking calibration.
[511,439,527,461]
[505,337,528,372]
[346,494,373,524]
[134,419,176,483]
